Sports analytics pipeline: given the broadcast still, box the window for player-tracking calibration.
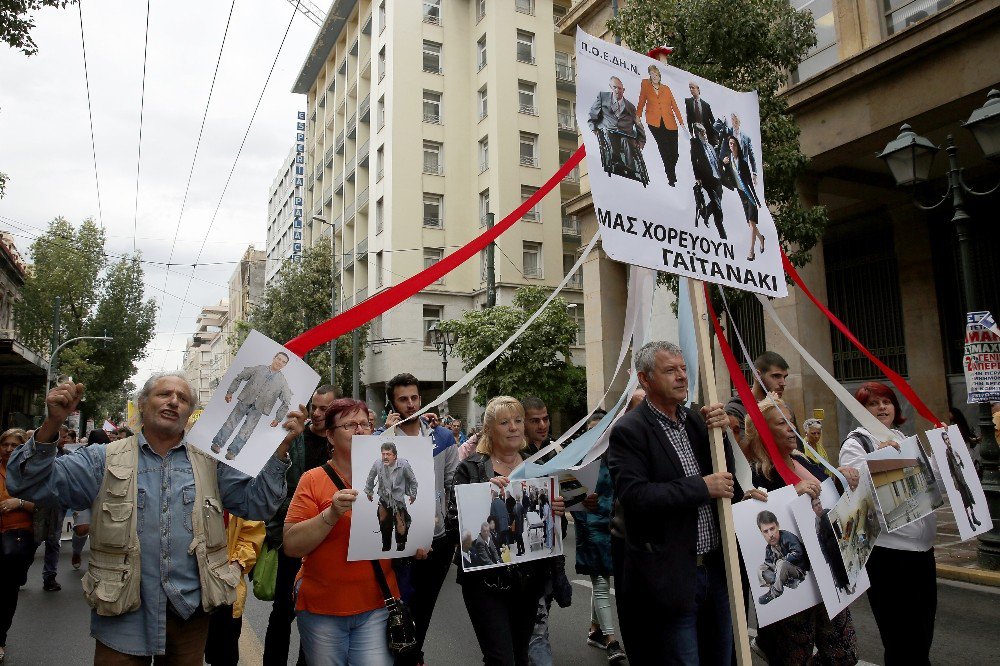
[376,197,384,234]
[555,51,573,83]
[479,189,491,226]
[477,86,488,120]
[377,96,385,131]
[423,141,443,175]
[552,3,568,24]
[480,249,489,282]
[378,47,386,81]
[519,132,538,167]
[557,98,575,131]
[478,138,489,173]
[789,0,840,83]
[523,242,542,278]
[423,90,442,124]
[521,185,539,221]
[423,0,441,24]
[424,248,445,283]
[572,303,585,345]
[423,193,443,227]
[477,37,487,71]
[518,81,536,115]
[423,305,443,346]
[560,147,579,181]
[515,0,534,15]
[883,0,953,37]
[477,0,486,22]
[379,0,386,32]
[516,30,535,64]
[375,251,384,287]
[423,41,442,74]
[564,253,583,287]
[376,147,385,181]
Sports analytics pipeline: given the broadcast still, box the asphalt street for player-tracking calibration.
[5,525,1000,664]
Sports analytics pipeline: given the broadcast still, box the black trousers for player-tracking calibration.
[461,577,544,666]
[262,546,307,666]
[0,547,33,646]
[395,533,457,666]
[204,605,241,666]
[865,546,936,665]
[648,121,679,184]
[380,502,412,551]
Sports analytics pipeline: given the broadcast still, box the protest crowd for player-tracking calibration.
[0,338,976,666]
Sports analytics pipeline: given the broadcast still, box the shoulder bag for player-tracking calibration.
[321,463,417,655]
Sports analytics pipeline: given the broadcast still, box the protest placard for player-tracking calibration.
[964,310,1000,403]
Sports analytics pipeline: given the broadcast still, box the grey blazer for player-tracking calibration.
[588,91,646,143]
[225,365,293,421]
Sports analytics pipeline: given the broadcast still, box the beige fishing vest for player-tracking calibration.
[82,436,241,616]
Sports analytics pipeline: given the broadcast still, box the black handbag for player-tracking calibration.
[1,528,35,558]
[322,464,417,655]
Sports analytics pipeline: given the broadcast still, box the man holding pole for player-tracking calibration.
[608,340,740,664]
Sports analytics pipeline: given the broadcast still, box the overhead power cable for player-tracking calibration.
[77,0,104,229]
[131,0,153,252]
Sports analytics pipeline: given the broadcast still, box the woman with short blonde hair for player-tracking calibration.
[475,395,527,457]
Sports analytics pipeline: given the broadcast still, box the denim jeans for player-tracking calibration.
[297,608,393,666]
[213,401,265,457]
[660,558,733,665]
[527,593,552,666]
[590,575,616,637]
[43,509,66,582]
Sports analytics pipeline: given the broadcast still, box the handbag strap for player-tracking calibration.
[321,463,395,602]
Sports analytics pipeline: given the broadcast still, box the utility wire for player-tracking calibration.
[77,0,104,229]
[132,0,153,252]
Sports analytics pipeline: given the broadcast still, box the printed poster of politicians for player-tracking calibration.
[187,330,320,476]
[963,311,1000,403]
[574,28,786,297]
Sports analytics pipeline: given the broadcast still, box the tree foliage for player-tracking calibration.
[608,0,828,276]
[14,216,157,421]
[234,242,366,398]
[438,286,586,418]
[1,0,76,56]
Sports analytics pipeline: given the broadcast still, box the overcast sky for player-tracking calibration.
[0,0,318,387]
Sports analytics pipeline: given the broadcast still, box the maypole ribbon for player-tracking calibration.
[780,249,944,428]
[704,284,799,485]
[285,145,587,356]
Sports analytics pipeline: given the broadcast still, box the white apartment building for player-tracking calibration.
[183,301,229,406]
[265,145,303,285]
[293,0,584,423]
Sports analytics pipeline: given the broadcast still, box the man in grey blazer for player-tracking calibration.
[212,352,294,460]
[589,76,646,168]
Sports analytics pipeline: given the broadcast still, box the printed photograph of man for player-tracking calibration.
[470,521,501,567]
[364,441,418,551]
[811,496,856,598]
[212,352,293,460]
[942,430,983,530]
[588,76,649,185]
[636,64,685,186]
[756,510,809,605]
[690,122,727,239]
[685,81,717,146]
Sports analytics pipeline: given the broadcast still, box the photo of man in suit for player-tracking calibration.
[608,340,739,664]
[756,510,809,605]
[685,81,717,146]
[588,76,647,179]
[812,495,855,599]
[470,521,501,567]
[212,352,293,460]
[365,441,419,551]
[690,122,727,239]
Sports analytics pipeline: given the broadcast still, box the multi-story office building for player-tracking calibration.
[183,301,229,406]
[0,231,46,428]
[292,0,584,423]
[564,0,1000,449]
[265,145,303,285]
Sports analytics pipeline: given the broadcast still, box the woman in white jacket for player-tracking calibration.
[839,381,936,666]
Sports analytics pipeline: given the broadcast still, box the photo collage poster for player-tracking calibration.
[864,436,944,533]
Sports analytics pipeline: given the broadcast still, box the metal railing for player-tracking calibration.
[423,216,442,228]
[357,187,369,211]
[555,63,575,84]
[518,104,536,116]
[360,94,370,121]
[520,155,538,167]
[423,112,441,124]
[347,114,357,138]
[522,209,540,222]
[357,139,370,166]
[335,132,345,154]
[423,162,443,175]
[346,202,355,221]
[557,114,577,132]
[562,216,581,236]
[357,237,368,260]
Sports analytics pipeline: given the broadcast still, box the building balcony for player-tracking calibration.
[356,286,368,303]
[335,131,345,155]
[347,114,357,139]
[357,187,369,212]
[325,146,334,167]
[323,186,333,207]
[562,168,580,183]
[568,272,583,288]
[357,237,368,261]
[362,12,372,35]
[334,173,344,195]
[358,139,370,166]
[306,174,315,191]
[557,114,577,135]
[346,157,356,182]
[344,249,354,270]
[562,215,581,238]
[360,94,370,122]
[318,93,326,108]
[314,163,323,180]
[346,202,355,221]
[555,64,575,89]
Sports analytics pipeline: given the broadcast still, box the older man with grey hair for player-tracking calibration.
[364,441,418,551]
[608,340,740,665]
[7,373,305,663]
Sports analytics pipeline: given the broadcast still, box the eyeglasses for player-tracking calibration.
[334,421,371,432]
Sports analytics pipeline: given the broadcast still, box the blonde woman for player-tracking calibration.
[636,64,685,186]
[454,397,565,666]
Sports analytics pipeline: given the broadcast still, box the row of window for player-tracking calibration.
[420,297,584,350]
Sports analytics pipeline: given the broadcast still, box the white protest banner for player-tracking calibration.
[925,425,993,541]
[187,330,319,476]
[963,311,1000,403]
[575,28,786,298]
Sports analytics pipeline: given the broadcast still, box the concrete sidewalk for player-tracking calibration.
[933,503,1000,586]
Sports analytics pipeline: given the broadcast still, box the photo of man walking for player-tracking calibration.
[212,352,294,460]
[364,441,418,551]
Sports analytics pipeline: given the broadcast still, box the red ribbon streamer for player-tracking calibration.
[779,249,945,428]
[285,146,588,356]
[704,283,800,485]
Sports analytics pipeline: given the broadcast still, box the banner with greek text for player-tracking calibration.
[575,28,785,297]
[964,310,1000,403]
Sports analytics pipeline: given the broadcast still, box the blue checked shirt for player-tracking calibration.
[645,399,720,555]
[7,431,288,656]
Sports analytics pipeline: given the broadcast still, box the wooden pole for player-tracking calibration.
[687,278,752,666]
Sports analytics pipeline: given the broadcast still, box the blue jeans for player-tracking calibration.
[43,509,67,582]
[213,401,264,457]
[661,559,733,665]
[527,594,552,666]
[297,608,393,666]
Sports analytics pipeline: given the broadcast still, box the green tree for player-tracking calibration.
[1,1,77,56]
[438,286,587,418]
[234,242,366,398]
[14,217,157,422]
[608,0,828,271]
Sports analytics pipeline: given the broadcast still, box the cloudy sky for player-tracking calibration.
[0,0,319,385]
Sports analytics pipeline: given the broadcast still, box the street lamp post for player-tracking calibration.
[429,323,458,416]
[878,89,1000,568]
[312,215,337,388]
[46,335,114,418]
